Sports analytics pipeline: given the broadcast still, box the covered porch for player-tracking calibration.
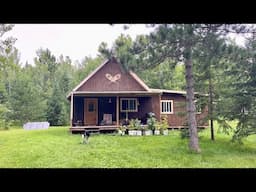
[69,91,160,133]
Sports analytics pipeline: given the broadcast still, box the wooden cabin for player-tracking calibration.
[67,57,208,133]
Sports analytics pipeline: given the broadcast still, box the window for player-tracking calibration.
[88,103,94,112]
[161,100,173,114]
[120,98,138,112]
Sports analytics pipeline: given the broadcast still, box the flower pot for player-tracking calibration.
[135,130,142,136]
[128,130,137,136]
[144,130,152,136]
[154,130,160,135]
[162,130,168,135]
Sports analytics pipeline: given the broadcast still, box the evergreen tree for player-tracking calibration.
[8,70,46,125]
[225,33,256,142]
[132,24,251,152]
[46,83,67,126]
[193,26,228,140]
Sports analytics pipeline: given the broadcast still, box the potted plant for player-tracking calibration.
[128,118,142,136]
[118,125,126,136]
[154,121,161,135]
[144,128,152,136]
[146,112,156,135]
[160,115,169,135]
[134,118,142,136]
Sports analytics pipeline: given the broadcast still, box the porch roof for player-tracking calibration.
[70,90,160,97]
[67,88,207,99]
[150,88,187,95]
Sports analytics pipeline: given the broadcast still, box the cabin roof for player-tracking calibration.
[149,88,186,95]
[67,57,150,98]
[67,57,207,99]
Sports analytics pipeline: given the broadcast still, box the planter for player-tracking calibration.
[162,130,168,135]
[135,130,142,136]
[128,130,142,136]
[128,130,136,136]
[154,130,160,135]
[144,130,153,136]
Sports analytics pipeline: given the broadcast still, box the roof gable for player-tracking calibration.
[69,57,149,95]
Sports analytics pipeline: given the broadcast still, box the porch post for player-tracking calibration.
[70,92,73,127]
[116,96,119,126]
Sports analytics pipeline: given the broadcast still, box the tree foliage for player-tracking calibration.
[222,34,256,142]
[1,24,256,149]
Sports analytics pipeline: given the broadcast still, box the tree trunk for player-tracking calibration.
[209,76,215,141]
[184,44,201,153]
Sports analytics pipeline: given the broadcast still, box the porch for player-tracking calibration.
[69,125,120,133]
[69,92,160,133]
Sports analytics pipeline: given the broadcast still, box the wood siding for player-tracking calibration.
[77,60,147,92]
[160,93,208,127]
[151,95,161,121]
[72,94,208,129]
[119,97,152,124]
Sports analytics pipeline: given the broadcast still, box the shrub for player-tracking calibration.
[180,128,189,139]
[0,104,12,130]
[146,112,157,132]
[158,115,169,134]
[128,118,142,130]
[180,128,203,139]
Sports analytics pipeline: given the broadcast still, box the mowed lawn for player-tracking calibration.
[0,126,256,168]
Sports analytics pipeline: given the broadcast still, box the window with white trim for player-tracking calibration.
[120,98,138,112]
[161,100,173,114]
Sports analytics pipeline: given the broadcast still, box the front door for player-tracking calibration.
[84,98,98,125]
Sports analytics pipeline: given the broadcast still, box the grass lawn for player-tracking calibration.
[0,124,256,168]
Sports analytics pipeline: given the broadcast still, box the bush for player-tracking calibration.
[180,128,203,139]
[146,113,157,132]
[159,115,169,134]
[180,128,189,139]
[0,104,12,130]
[128,118,142,130]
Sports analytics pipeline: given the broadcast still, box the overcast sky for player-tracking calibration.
[5,24,246,66]
[6,24,154,65]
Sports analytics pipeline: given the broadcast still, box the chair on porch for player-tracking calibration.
[103,114,112,125]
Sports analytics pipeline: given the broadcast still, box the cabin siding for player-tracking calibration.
[68,57,209,132]
[151,95,161,121]
[161,93,208,127]
[120,97,153,123]
[77,60,146,92]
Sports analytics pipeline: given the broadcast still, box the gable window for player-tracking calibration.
[120,98,138,112]
[161,100,173,114]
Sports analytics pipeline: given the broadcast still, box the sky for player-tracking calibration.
[6,24,154,65]
[5,24,247,66]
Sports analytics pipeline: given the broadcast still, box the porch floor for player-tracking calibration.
[70,125,119,133]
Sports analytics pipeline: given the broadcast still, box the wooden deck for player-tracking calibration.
[70,125,208,133]
[70,125,120,133]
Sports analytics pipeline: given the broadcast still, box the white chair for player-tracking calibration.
[103,114,112,125]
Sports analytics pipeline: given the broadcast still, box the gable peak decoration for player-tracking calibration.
[105,73,121,83]
[67,57,151,98]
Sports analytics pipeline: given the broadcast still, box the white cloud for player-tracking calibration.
[6,24,154,65]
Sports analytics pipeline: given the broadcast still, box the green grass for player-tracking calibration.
[0,124,256,168]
